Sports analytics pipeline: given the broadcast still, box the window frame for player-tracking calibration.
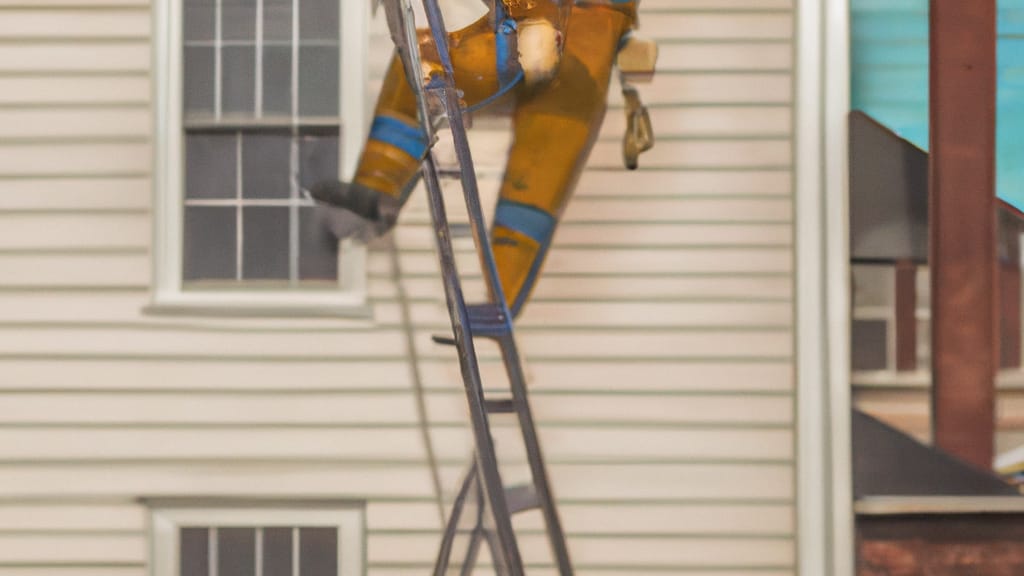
[148,500,366,576]
[152,0,371,316]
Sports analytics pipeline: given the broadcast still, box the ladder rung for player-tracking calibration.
[431,303,511,345]
[484,398,516,414]
[504,484,540,515]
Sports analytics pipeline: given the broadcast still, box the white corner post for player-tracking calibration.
[795,0,854,574]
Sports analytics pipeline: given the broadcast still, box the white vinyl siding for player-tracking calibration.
[0,1,797,575]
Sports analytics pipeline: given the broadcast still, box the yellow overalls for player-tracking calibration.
[329,1,639,316]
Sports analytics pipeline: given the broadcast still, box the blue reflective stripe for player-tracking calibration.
[495,18,519,88]
[369,115,428,159]
[493,199,556,245]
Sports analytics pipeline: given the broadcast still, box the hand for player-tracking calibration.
[517,19,562,86]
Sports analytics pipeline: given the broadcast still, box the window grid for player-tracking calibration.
[190,525,337,576]
[184,0,340,287]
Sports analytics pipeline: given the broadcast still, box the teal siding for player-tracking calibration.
[851,0,1024,210]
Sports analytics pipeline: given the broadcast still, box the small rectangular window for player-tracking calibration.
[154,0,369,315]
[149,501,364,576]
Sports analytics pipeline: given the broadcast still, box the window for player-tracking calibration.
[153,0,370,315]
[149,501,365,576]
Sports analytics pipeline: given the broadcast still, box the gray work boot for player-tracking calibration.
[309,180,402,242]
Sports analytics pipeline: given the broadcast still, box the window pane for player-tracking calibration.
[298,46,339,117]
[184,207,237,281]
[299,527,337,576]
[242,207,290,280]
[300,207,338,281]
[264,0,293,43]
[242,131,291,199]
[299,0,339,42]
[186,133,237,199]
[183,0,215,42]
[298,130,338,192]
[180,527,210,576]
[217,527,256,576]
[852,319,888,371]
[222,0,257,42]
[262,528,293,576]
[184,46,216,115]
[223,46,257,117]
[262,46,293,116]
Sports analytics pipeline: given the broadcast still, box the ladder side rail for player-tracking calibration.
[499,339,573,575]
[417,0,514,319]
[433,465,478,576]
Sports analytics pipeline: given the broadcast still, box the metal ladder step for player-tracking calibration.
[504,484,540,515]
[431,302,511,345]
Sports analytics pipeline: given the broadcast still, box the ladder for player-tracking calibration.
[378,1,574,575]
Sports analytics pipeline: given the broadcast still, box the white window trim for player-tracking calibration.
[149,503,365,576]
[795,0,854,574]
[151,0,372,317]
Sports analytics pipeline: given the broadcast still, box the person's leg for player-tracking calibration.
[491,5,632,316]
[311,16,503,236]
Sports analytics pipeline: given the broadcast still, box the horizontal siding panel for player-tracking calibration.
[0,177,149,210]
[0,143,150,176]
[397,248,792,276]
[0,9,149,39]
[426,393,794,426]
[367,533,794,567]
[427,427,794,462]
[0,43,149,73]
[0,108,150,139]
[600,106,792,140]
[0,464,437,498]
[415,330,791,360]
[1,359,411,390]
[654,43,792,72]
[642,14,793,41]
[0,504,144,531]
[587,139,791,170]
[563,198,792,223]
[418,361,794,393]
[0,253,148,287]
[397,275,793,302]
[641,0,791,10]
[0,76,149,105]
[368,502,441,531]
[0,327,406,357]
[410,301,791,328]
[525,502,794,536]
[0,569,142,576]
[396,223,793,249]
[0,534,144,564]
[0,392,418,425]
[0,213,148,249]
[607,74,791,105]
[576,169,791,196]
[0,428,428,461]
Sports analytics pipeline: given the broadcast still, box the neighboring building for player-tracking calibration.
[0,0,857,575]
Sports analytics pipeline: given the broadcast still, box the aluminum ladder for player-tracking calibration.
[378,1,573,574]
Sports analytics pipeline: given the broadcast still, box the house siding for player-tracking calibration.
[0,0,797,574]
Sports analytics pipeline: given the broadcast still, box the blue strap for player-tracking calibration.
[494,199,556,245]
[368,115,428,159]
[495,17,519,88]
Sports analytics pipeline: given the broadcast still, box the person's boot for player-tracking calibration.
[309,180,403,242]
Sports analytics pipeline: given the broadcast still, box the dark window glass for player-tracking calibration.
[179,527,210,576]
[222,46,257,117]
[852,319,889,371]
[298,131,338,192]
[186,133,237,199]
[299,0,339,41]
[298,47,339,117]
[299,527,337,576]
[264,0,293,42]
[184,46,216,115]
[184,207,237,281]
[262,528,294,576]
[217,528,256,576]
[242,207,291,280]
[242,131,291,199]
[222,0,257,41]
[263,46,293,116]
[183,0,215,42]
[300,207,339,280]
